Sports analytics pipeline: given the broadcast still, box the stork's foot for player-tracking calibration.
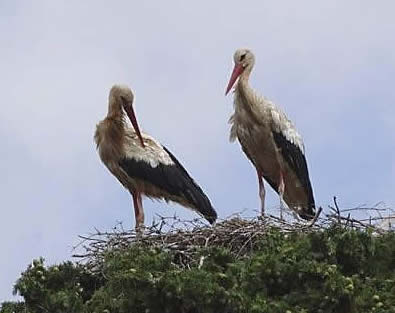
[257,213,266,221]
[260,201,265,217]
[135,224,146,237]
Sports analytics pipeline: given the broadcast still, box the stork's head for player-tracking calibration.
[225,48,255,95]
[109,84,145,148]
[110,84,134,106]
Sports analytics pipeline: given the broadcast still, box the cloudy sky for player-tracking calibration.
[1,0,394,301]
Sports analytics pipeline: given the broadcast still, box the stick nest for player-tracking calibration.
[73,197,394,271]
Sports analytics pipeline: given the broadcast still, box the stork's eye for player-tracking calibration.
[240,54,246,61]
[120,96,128,106]
[120,96,131,109]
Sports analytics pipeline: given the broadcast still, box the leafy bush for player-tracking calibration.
[1,227,394,313]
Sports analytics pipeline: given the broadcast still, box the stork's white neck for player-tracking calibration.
[107,96,126,123]
[235,69,256,107]
[236,63,255,94]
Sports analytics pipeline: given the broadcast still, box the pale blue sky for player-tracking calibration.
[1,0,394,301]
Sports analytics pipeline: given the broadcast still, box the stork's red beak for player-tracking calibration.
[124,105,145,148]
[225,63,244,95]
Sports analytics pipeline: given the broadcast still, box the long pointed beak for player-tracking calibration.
[225,63,244,95]
[124,104,145,148]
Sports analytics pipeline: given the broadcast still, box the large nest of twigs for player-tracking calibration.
[73,197,394,271]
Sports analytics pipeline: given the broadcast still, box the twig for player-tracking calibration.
[72,200,393,271]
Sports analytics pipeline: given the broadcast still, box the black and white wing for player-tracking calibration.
[119,133,217,224]
[271,107,316,219]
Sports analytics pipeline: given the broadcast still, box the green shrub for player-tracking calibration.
[1,227,394,313]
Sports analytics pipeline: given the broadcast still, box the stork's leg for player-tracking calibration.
[132,191,144,232]
[137,192,144,227]
[278,171,285,220]
[257,169,266,216]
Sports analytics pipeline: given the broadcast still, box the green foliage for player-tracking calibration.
[0,302,26,313]
[1,228,394,313]
[3,257,102,313]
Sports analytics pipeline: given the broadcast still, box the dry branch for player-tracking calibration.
[72,198,393,271]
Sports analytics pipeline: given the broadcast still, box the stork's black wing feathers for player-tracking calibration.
[272,131,315,218]
[119,146,217,224]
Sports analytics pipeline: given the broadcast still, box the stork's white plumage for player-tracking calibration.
[95,85,217,230]
[225,49,315,220]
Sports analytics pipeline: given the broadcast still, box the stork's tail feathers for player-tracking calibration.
[161,146,218,225]
[198,205,217,224]
[176,170,217,224]
[298,204,316,221]
[192,193,217,225]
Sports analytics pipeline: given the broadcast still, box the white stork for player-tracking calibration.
[95,84,217,230]
[225,48,316,220]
